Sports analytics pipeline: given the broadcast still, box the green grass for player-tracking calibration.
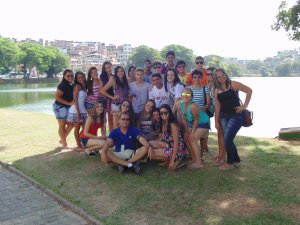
[0,108,299,225]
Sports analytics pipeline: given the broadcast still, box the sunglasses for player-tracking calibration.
[121,118,130,121]
[160,111,169,116]
[177,66,186,68]
[181,93,192,97]
[153,66,161,69]
[196,61,204,65]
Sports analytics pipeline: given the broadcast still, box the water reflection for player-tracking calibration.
[0,83,56,109]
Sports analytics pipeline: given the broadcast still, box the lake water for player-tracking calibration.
[0,77,299,138]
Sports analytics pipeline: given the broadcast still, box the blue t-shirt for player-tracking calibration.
[108,126,142,152]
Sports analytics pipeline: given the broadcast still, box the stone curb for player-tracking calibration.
[0,161,102,225]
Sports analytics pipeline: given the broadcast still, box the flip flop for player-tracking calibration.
[187,163,203,170]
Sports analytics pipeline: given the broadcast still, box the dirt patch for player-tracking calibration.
[281,204,300,221]
[208,194,264,216]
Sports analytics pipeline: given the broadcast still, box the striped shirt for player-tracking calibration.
[85,84,100,104]
[188,85,210,107]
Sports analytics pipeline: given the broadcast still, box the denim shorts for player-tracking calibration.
[81,137,89,147]
[84,102,94,110]
[188,122,210,129]
[53,103,69,120]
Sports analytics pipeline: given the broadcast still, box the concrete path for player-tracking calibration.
[0,165,91,225]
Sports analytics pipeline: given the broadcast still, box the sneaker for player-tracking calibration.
[132,162,141,175]
[117,166,125,173]
[88,152,97,157]
[85,149,97,157]
[219,163,234,170]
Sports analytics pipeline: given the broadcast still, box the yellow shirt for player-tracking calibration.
[179,73,189,85]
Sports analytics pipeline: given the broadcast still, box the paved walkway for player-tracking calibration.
[0,165,90,225]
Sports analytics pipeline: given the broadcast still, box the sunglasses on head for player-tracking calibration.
[196,61,204,65]
[181,93,192,97]
[160,111,169,116]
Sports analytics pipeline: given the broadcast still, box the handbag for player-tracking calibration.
[242,109,253,127]
[233,89,253,127]
[203,86,215,118]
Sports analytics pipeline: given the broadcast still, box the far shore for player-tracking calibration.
[0,77,61,84]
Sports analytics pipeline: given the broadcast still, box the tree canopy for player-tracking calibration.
[160,44,195,71]
[129,45,162,67]
[0,38,22,74]
[273,1,300,41]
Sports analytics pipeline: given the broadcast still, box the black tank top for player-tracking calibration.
[100,74,114,97]
[217,89,240,114]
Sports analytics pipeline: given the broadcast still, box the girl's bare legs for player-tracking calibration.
[74,123,83,149]
[58,120,67,147]
[188,128,208,168]
[107,111,113,132]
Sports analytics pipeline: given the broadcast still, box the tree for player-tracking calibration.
[246,60,263,71]
[227,64,242,77]
[129,45,162,67]
[0,38,22,74]
[259,66,269,77]
[204,55,225,68]
[160,44,195,71]
[273,1,300,41]
[292,61,300,73]
[276,63,292,76]
[45,47,70,78]
[18,43,47,78]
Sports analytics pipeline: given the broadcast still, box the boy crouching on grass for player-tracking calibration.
[100,112,151,174]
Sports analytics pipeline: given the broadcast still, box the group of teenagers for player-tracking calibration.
[53,50,252,174]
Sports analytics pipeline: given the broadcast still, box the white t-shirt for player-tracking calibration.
[149,85,170,108]
[129,82,149,113]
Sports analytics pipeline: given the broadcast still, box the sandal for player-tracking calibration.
[214,159,225,166]
[211,155,220,161]
[174,160,187,169]
[219,163,234,170]
[187,163,203,170]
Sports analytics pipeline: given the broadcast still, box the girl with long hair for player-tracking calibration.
[53,69,74,148]
[66,71,87,150]
[137,99,156,141]
[164,68,184,107]
[80,102,106,157]
[214,68,252,170]
[85,67,101,116]
[148,104,187,171]
[99,61,114,132]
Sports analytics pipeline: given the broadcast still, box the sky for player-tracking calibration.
[1,0,299,60]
